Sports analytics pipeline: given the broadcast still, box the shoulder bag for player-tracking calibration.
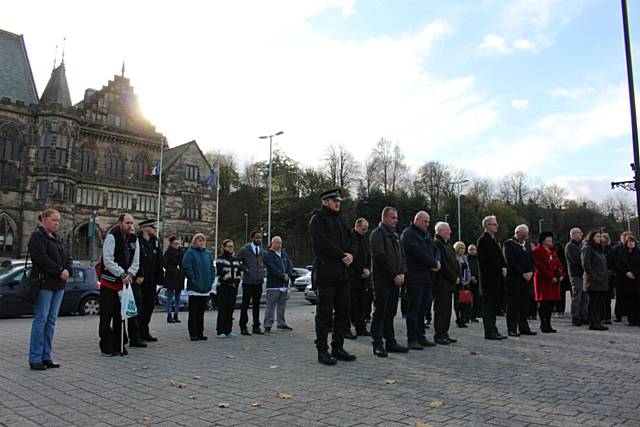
[16,250,43,304]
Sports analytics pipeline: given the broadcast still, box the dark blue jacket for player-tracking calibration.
[401,223,440,285]
[182,245,216,294]
[264,249,294,289]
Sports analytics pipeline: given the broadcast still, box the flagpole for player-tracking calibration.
[156,137,165,243]
[213,152,220,259]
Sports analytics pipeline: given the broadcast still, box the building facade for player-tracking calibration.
[0,29,216,260]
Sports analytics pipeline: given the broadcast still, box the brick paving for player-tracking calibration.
[1,293,639,426]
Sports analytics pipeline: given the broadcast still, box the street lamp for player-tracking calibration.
[449,179,469,242]
[538,219,544,235]
[259,131,284,243]
[244,213,249,243]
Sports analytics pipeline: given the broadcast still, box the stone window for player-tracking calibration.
[35,180,48,200]
[76,146,96,174]
[0,125,21,187]
[105,153,124,177]
[185,164,200,181]
[107,192,132,210]
[181,194,200,220]
[38,127,70,167]
[76,187,103,207]
[0,215,16,256]
[136,194,157,213]
[133,155,151,181]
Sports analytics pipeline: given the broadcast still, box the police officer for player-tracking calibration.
[135,219,163,342]
[309,189,357,365]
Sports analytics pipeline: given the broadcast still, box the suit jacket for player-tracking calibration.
[477,232,507,297]
[503,237,534,288]
[433,235,460,293]
[401,223,439,285]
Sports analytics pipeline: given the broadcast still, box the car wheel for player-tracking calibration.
[79,296,100,316]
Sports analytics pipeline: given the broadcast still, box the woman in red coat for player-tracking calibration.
[533,231,565,333]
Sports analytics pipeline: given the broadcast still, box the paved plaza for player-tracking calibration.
[1,292,639,427]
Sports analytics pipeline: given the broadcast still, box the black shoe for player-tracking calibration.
[190,337,199,341]
[241,328,252,336]
[318,351,338,365]
[101,351,118,357]
[434,337,450,345]
[444,336,458,343]
[29,363,47,370]
[602,320,612,325]
[614,318,622,323]
[385,342,409,353]
[42,360,60,368]
[198,336,208,341]
[356,329,371,337]
[508,331,520,337]
[470,318,479,323]
[485,335,501,340]
[173,314,181,323]
[496,333,508,339]
[252,327,264,335]
[344,330,357,339]
[373,344,388,357]
[589,325,608,331]
[331,348,357,361]
[520,330,537,336]
[264,327,271,333]
[130,341,148,348]
[418,337,436,347]
[142,335,158,342]
[456,320,468,328]
[571,320,582,326]
[167,315,175,324]
[120,348,128,356]
[408,340,424,350]
[277,325,293,331]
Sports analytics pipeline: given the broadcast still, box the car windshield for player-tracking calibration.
[0,266,22,281]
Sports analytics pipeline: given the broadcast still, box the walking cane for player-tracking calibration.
[121,318,125,356]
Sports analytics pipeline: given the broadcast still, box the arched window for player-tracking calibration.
[38,124,71,167]
[0,214,16,256]
[76,145,96,174]
[133,153,151,181]
[105,152,124,177]
[0,123,22,187]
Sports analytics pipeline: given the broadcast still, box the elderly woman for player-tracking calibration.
[453,241,471,328]
[27,209,72,370]
[581,230,609,331]
[614,233,640,327]
[182,234,215,341]
[532,231,565,333]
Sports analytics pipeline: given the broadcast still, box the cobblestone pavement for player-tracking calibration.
[1,292,639,427]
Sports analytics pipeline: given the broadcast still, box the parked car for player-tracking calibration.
[304,284,317,305]
[0,262,100,317]
[290,267,310,283]
[293,271,311,291]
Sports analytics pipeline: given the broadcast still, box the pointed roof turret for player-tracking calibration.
[40,62,71,107]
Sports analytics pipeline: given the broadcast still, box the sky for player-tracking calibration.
[2,0,640,202]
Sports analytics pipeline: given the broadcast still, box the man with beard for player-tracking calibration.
[309,189,356,365]
[135,219,163,343]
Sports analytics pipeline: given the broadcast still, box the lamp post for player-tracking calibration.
[449,179,469,242]
[538,219,544,235]
[444,214,449,223]
[259,131,284,243]
[244,213,249,243]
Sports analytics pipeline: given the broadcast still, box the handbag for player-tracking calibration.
[458,289,473,304]
[16,250,43,304]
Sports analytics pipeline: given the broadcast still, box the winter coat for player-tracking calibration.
[400,223,439,285]
[581,244,608,292]
[477,232,507,297]
[182,245,215,294]
[433,235,460,293]
[215,251,244,288]
[503,237,535,289]
[27,226,72,292]
[532,244,564,301]
[237,243,264,285]
[264,249,294,289]
[163,246,184,290]
[136,232,163,287]
[370,223,407,284]
[565,239,584,277]
[309,206,353,283]
[350,229,371,281]
[614,247,640,295]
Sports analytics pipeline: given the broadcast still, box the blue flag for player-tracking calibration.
[198,170,218,188]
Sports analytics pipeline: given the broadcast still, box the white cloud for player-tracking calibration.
[478,34,511,55]
[512,38,536,51]
[511,98,529,111]
[551,176,622,202]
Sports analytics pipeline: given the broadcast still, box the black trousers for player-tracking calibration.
[188,295,207,338]
[588,290,607,327]
[139,284,156,337]
[216,284,238,335]
[406,282,431,341]
[315,280,350,352]
[239,283,262,329]
[506,283,533,333]
[99,287,127,354]
[623,294,640,325]
[400,285,408,317]
[126,284,142,343]
[482,293,502,337]
[371,282,399,346]
[538,300,555,330]
[470,284,481,319]
[349,277,369,333]
[433,289,453,339]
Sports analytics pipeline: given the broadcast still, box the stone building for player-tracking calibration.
[0,28,217,260]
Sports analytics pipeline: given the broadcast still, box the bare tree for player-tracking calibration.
[323,144,360,190]
[540,184,567,209]
[368,138,409,195]
[468,177,495,206]
[499,171,531,205]
[415,161,455,215]
[603,191,634,222]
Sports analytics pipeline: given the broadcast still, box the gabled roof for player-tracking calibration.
[162,140,213,172]
[0,29,38,104]
[40,63,72,107]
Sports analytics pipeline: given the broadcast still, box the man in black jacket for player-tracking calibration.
[237,230,265,335]
[370,206,409,357]
[348,218,372,338]
[309,189,357,366]
[477,215,508,340]
[135,219,163,343]
[503,224,536,337]
[401,211,440,350]
[432,221,460,345]
[565,227,587,326]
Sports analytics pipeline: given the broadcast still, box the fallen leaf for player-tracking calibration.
[169,379,177,386]
[430,401,445,408]
[131,368,138,371]
[188,395,196,399]
[521,373,529,378]
[468,351,478,356]
[168,379,187,388]
[384,379,396,385]
[609,340,623,344]
[263,348,271,352]
[142,366,149,370]
[275,391,293,399]
[198,384,209,389]
[218,402,230,408]
[576,378,584,384]
[251,402,264,407]
[523,358,531,362]
[226,355,237,359]
[192,375,201,380]
[543,350,552,353]
[270,365,279,369]
[243,346,250,350]
[143,416,152,422]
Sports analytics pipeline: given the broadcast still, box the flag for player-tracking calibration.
[198,170,218,188]
[144,162,160,176]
